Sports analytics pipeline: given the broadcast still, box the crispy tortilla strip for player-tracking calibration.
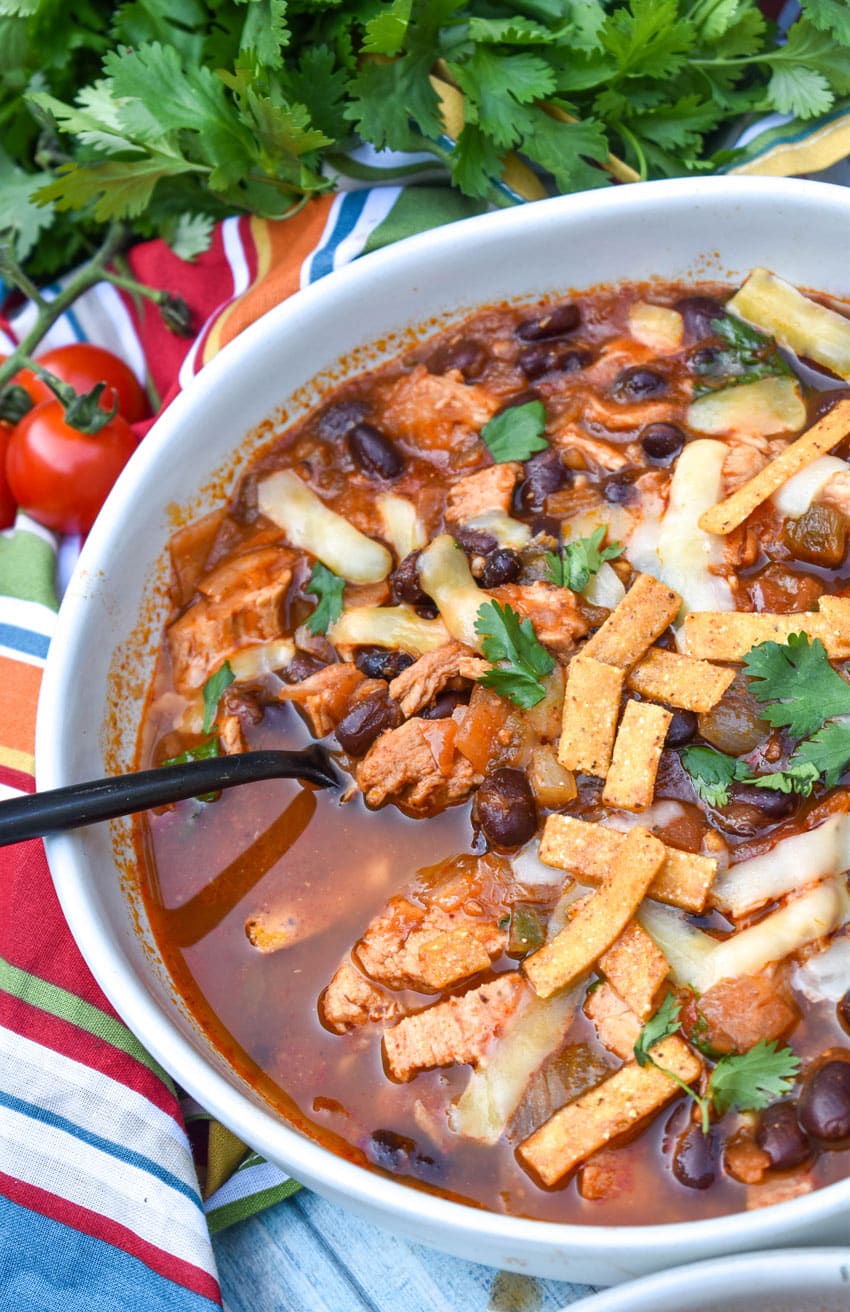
[523,828,665,999]
[602,701,672,813]
[682,595,850,662]
[698,399,850,536]
[581,573,682,671]
[539,813,716,914]
[627,647,735,712]
[558,655,624,777]
[815,594,850,660]
[517,1035,702,1186]
[598,921,670,1020]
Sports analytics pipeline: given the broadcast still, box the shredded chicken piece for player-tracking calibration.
[747,1172,814,1210]
[218,713,247,755]
[377,365,499,454]
[551,423,631,470]
[446,463,522,522]
[388,639,490,717]
[383,973,526,1081]
[488,581,590,657]
[356,894,507,992]
[819,468,850,515]
[578,394,674,435]
[356,716,483,814]
[583,981,642,1061]
[320,960,405,1034]
[167,546,292,692]
[277,662,364,737]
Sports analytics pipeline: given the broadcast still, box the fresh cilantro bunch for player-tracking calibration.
[4,1,850,280]
[634,993,800,1134]
[681,633,850,806]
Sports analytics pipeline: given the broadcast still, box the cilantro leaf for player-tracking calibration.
[744,633,850,738]
[805,0,850,46]
[679,745,738,807]
[790,718,850,790]
[708,1040,800,1117]
[480,400,548,463]
[475,600,555,708]
[545,527,623,592]
[745,761,820,797]
[634,993,681,1067]
[691,312,790,393]
[161,734,220,802]
[305,561,346,635]
[202,660,235,734]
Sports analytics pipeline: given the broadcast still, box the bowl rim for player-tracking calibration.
[38,174,850,1263]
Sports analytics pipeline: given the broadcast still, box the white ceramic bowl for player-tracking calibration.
[566,1247,850,1311]
[38,176,850,1285]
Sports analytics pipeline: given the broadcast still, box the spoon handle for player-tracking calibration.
[0,746,338,847]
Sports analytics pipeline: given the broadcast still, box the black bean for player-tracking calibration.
[481,548,522,588]
[420,689,471,720]
[454,525,499,556]
[838,990,850,1035]
[672,1125,716,1190]
[368,1129,437,1176]
[674,296,727,342]
[517,302,581,341]
[756,1101,811,1170]
[603,474,638,505]
[641,422,685,463]
[613,367,668,401]
[317,400,369,442]
[812,386,850,423]
[335,689,403,756]
[354,647,415,681]
[347,422,404,480]
[496,388,540,414]
[727,781,798,820]
[515,450,569,515]
[518,342,593,381]
[798,1060,850,1141]
[281,654,327,683]
[391,550,429,606]
[427,338,488,380]
[474,768,537,850]
[666,709,698,747]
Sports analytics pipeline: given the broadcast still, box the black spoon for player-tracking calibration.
[0,745,339,847]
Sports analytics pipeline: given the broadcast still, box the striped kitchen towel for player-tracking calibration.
[0,184,484,1312]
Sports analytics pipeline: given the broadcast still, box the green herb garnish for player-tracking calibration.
[692,314,791,393]
[545,527,623,593]
[474,599,555,708]
[161,736,221,802]
[480,401,548,463]
[680,743,820,808]
[202,660,235,734]
[305,561,346,635]
[635,1001,800,1133]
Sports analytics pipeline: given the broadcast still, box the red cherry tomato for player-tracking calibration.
[15,344,148,424]
[6,399,138,534]
[0,424,17,529]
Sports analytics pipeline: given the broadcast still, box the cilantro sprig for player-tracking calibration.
[681,634,850,804]
[634,997,800,1134]
[202,660,235,734]
[474,599,555,708]
[304,561,346,635]
[480,401,548,464]
[545,528,623,593]
[691,314,790,394]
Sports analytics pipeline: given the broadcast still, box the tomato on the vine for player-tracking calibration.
[6,400,138,534]
[15,344,148,424]
[0,423,17,529]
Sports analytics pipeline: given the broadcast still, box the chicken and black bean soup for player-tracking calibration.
[138,268,850,1224]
